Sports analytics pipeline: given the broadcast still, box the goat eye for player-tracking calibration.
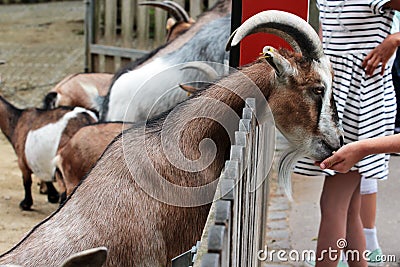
[312,87,325,95]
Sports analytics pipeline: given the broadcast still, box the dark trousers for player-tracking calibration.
[391,49,400,128]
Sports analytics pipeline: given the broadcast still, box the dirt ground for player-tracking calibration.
[0,1,85,253]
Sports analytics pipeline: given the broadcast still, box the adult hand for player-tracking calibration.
[362,33,400,76]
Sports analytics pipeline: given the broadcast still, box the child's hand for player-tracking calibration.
[316,142,365,173]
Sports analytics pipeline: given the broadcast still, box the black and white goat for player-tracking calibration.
[0,10,342,267]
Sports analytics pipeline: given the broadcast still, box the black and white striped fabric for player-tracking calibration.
[294,0,397,179]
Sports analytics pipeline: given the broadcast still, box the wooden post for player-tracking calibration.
[136,4,149,49]
[174,0,185,10]
[154,7,167,48]
[190,0,203,19]
[121,0,135,48]
[104,0,117,44]
[91,0,102,72]
[209,0,218,9]
[84,0,92,73]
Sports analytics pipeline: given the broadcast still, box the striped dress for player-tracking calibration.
[294,0,397,179]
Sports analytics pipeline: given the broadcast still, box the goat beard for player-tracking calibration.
[277,148,303,201]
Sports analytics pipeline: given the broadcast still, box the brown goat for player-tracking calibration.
[0,10,342,267]
[0,95,97,210]
[54,122,131,199]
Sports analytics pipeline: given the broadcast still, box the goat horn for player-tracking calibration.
[225,10,324,61]
[139,1,190,23]
[180,62,219,81]
[163,1,190,22]
[179,83,199,95]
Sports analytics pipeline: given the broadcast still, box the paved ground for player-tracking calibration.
[264,135,400,267]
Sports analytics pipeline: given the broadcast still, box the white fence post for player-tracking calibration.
[193,98,274,267]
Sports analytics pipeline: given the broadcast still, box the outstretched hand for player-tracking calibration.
[316,142,366,173]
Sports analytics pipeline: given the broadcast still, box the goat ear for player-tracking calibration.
[61,247,108,267]
[261,46,293,77]
[43,92,58,109]
[166,18,177,31]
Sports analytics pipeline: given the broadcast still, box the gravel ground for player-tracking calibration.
[0,1,85,107]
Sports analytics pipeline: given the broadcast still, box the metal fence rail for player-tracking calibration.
[193,98,275,267]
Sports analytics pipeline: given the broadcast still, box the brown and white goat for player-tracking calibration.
[54,122,131,199]
[42,73,112,112]
[54,62,215,201]
[0,10,342,267]
[0,95,97,210]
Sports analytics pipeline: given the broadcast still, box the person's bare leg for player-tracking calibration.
[315,171,361,267]
[345,182,367,267]
[360,193,377,229]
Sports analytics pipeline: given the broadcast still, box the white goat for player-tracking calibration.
[0,10,342,267]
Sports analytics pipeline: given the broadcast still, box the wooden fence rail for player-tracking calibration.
[190,98,275,267]
[85,0,218,73]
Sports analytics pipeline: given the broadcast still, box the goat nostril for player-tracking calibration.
[339,136,344,147]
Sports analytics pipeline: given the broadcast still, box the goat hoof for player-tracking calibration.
[48,192,60,203]
[19,200,33,211]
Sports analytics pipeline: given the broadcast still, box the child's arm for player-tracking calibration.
[318,134,400,173]
[384,0,400,11]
